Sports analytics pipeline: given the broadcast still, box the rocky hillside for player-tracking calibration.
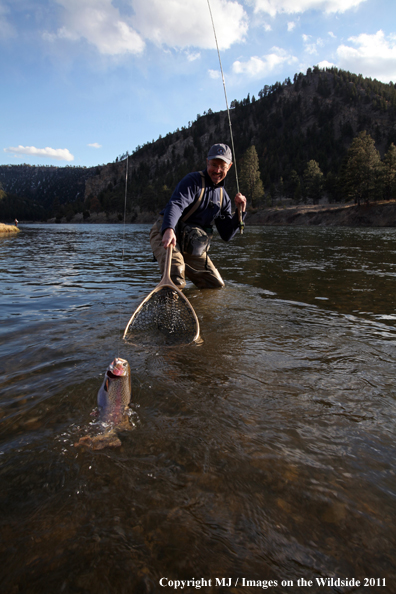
[1,66,396,221]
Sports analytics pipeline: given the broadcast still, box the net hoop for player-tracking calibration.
[123,245,200,345]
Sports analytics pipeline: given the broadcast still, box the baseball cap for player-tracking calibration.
[207,143,232,164]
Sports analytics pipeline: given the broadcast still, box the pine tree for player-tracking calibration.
[342,131,381,205]
[303,160,323,204]
[381,143,396,200]
[239,145,264,208]
[285,170,302,203]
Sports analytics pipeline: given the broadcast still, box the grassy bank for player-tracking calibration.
[0,223,20,234]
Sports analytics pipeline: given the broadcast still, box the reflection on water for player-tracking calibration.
[0,224,396,593]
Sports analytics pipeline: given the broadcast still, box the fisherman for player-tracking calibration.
[14,218,18,227]
[150,143,247,289]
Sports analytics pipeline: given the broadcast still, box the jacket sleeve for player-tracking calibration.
[161,173,199,234]
[215,189,247,241]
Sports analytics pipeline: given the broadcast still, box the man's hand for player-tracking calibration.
[235,192,247,212]
[162,228,177,249]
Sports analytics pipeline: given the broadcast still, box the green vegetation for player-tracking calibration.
[303,160,323,205]
[381,142,396,200]
[239,146,264,208]
[342,131,381,205]
[0,164,95,222]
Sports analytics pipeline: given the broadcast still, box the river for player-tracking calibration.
[1,224,395,593]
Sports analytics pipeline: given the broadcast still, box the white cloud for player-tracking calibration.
[4,146,74,162]
[287,22,296,32]
[186,51,201,62]
[44,0,247,55]
[88,143,102,148]
[233,48,298,77]
[132,0,248,50]
[209,69,221,79]
[336,30,396,82]
[252,0,367,17]
[318,59,335,69]
[46,0,145,55]
[303,34,324,55]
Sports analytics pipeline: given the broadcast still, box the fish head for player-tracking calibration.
[107,357,130,379]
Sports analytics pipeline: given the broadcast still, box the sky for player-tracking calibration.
[1,0,396,168]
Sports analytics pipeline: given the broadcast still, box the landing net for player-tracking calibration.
[124,287,199,347]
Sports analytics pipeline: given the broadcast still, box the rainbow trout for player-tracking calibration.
[75,357,132,450]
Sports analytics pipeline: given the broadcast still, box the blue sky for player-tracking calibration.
[1,0,396,168]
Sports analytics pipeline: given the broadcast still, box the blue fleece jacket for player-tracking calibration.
[160,169,245,242]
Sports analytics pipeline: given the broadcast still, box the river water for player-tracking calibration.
[0,224,395,594]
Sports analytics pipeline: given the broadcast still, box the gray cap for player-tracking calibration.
[207,143,232,164]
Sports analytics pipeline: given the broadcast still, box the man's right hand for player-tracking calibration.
[162,228,177,249]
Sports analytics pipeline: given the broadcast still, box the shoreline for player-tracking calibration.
[17,200,396,228]
[246,200,396,227]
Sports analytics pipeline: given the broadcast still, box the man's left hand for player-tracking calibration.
[235,192,247,212]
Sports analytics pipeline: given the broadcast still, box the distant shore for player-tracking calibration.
[246,200,396,227]
[0,223,20,234]
[40,199,396,228]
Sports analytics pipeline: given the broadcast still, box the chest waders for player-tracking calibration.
[179,172,224,268]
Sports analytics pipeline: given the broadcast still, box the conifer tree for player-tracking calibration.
[342,131,381,205]
[381,143,396,200]
[303,160,323,204]
[285,170,302,203]
[239,145,264,208]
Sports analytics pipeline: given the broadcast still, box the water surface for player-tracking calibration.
[1,224,395,593]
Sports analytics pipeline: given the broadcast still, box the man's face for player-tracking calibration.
[207,158,232,185]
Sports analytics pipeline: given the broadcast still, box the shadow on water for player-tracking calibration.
[0,224,396,593]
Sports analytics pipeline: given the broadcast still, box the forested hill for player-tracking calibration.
[1,66,396,222]
[0,164,97,221]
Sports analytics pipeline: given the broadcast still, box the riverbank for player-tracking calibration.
[44,199,396,227]
[247,200,396,227]
[0,223,20,234]
[46,211,155,225]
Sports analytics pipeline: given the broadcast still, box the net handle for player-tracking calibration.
[238,204,244,234]
[157,244,173,288]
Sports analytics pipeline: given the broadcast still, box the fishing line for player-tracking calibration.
[117,155,129,355]
[206,0,239,194]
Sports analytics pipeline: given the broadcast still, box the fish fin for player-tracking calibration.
[74,429,122,451]
[117,414,133,432]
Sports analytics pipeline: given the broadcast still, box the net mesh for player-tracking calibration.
[125,287,198,346]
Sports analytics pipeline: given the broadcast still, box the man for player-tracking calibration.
[150,143,247,289]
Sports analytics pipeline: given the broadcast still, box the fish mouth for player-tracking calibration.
[107,370,122,379]
[108,358,128,377]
